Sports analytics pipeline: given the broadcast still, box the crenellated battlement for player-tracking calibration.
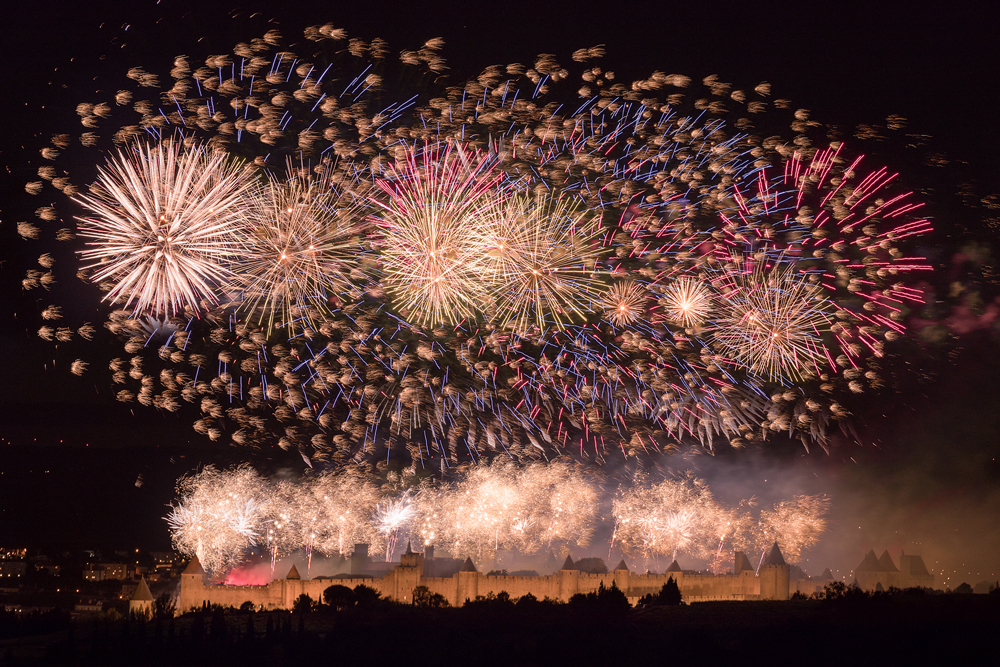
[178,542,811,612]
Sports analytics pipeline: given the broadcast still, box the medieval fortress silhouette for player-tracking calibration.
[173,543,934,611]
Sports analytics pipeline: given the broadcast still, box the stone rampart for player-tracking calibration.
[177,545,803,612]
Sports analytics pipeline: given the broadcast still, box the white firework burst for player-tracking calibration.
[75,140,256,317]
[600,281,647,327]
[370,143,500,327]
[660,276,713,329]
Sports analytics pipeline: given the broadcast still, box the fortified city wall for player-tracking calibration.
[178,542,833,612]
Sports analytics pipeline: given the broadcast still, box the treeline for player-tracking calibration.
[0,607,70,640]
[797,580,1000,602]
[3,580,1000,666]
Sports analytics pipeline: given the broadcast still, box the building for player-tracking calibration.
[0,561,27,582]
[852,549,934,591]
[178,542,806,613]
[83,562,129,582]
[129,578,154,617]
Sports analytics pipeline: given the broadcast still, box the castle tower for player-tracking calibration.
[854,549,883,591]
[423,545,436,576]
[612,559,630,597]
[758,542,790,600]
[558,554,580,602]
[129,577,154,618]
[179,555,206,613]
[350,544,370,576]
[456,557,479,605]
[399,543,424,571]
[734,551,755,574]
[898,551,934,589]
[394,542,425,603]
[281,563,304,609]
[877,550,898,589]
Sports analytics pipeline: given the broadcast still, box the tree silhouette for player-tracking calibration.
[569,582,630,614]
[293,593,314,613]
[353,585,383,606]
[412,585,450,607]
[638,577,683,606]
[820,580,847,601]
[323,585,356,611]
[153,593,176,621]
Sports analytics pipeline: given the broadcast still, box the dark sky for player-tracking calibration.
[1,0,998,581]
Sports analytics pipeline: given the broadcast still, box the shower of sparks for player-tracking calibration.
[600,281,648,328]
[659,277,713,329]
[168,465,826,577]
[28,22,933,465]
[483,193,608,332]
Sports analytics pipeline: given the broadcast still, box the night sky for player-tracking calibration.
[1,0,998,585]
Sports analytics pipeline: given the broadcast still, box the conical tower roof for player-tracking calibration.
[286,564,301,580]
[404,541,413,555]
[877,550,898,572]
[460,557,478,573]
[666,560,682,573]
[763,542,786,567]
[561,555,578,571]
[182,555,205,575]
[901,553,930,577]
[820,568,834,580]
[734,551,755,573]
[856,549,880,572]
[614,559,629,572]
[131,577,154,602]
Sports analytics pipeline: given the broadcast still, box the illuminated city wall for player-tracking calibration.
[177,546,832,612]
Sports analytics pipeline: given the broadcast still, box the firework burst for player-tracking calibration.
[375,496,417,561]
[741,494,830,569]
[166,465,269,574]
[231,164,369,331]
[168,464,828,577]
[611,475,721,565]
[658,276,713,329]
[370,143,501,327]
[75,140,256,317]
[600,281,648,327]
[711,144,933,378]
[711,261,832,381]
[24,20,935,462]
[485,194,607,332]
